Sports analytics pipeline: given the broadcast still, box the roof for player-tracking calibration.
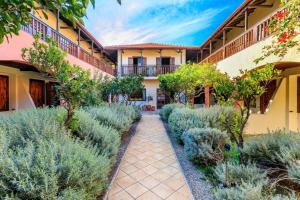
[105,43,201,50]
[199,0,268,49]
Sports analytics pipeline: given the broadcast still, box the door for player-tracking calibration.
[30,79,45,108]
[157,89,170,109]
[46,82,59,107]
[0,75,9,111]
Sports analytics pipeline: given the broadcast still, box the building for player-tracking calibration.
[198,0,300,134]
[0,9,115,112]
[105,43,199,110]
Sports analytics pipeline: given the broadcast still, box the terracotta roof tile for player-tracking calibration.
[104,43,200,50]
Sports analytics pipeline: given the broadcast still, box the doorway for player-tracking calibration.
[157,89,170,109]
[30,79,45,108]
[0,75,9,111]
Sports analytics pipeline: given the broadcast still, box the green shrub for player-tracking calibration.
[198,106,237,131]
[214,182,266,200]
[109,103,141,122]
[159,103,185,121]
[87,106,132,133]
[75,110,120,158]
[0,108,112,199]
[243,131,300,168]
[182,128,229,165]
[168,108,204,141]
[0,108,65,148]
[214,162,267,186]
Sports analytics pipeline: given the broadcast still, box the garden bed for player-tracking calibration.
[163,121,214,200]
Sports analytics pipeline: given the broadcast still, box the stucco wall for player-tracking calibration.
[0,31,113,78]
[244,69,300,134]
[0,65,56,111]
[128,79,160,109]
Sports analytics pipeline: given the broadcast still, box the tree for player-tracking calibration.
[215,64,281,162]
[255,0,300,63]
[159,63,229,107]
[104,75,145,105]
[22,35,97,127]
[158,73,182,103]
[0,0,121,43]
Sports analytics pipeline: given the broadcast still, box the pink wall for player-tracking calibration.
[0,31,112,77]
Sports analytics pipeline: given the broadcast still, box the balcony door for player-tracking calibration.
[128,57,146,75]
[156,57,175,74]
[0,75,9,111]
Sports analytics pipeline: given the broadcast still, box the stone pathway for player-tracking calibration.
[107,114,193,200]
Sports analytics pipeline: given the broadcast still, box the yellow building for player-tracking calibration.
[198,0,300,134]
[105,43,199,110]
[0,9,115,112]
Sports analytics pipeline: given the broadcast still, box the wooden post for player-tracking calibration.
[91,40,94,56]
[77,29,81,58]
[209,41,212,55]
[205,86,210,108]
[200,49,203,61]
[56,11,60,32]
[244,9,248,31]
[223,30,226,58]
[120,50,123,75]
[180,50,183,64]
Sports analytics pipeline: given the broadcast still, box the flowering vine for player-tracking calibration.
[255,0,300,63]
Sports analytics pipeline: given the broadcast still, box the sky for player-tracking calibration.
[84,0,244,46]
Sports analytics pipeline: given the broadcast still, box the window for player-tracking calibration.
[133,57,143,66]
[161,57,171,65]
[129,89,146,101]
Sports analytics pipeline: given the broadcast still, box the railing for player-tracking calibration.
[201,8,283,64]
[120,65,179,77]
[21,15,114,76]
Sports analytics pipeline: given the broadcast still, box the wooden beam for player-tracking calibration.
[209,41,212,55]
[79,39,92,42]
[225,25,245,29]
[60,26,73,29]
[248,4,273,8]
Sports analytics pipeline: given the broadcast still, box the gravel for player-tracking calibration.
[163,121,215,200]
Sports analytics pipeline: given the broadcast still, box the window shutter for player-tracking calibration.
[142,57,147,65]
[171,57,175,65]
[128,57,133,65]
[156,57,161,66]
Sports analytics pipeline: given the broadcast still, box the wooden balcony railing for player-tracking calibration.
[21,15,114,76]
[120,65,179,77]
[201,8,283,64]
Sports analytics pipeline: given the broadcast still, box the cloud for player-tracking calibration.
[85,0,227,46]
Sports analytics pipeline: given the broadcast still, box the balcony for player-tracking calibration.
[201,8,283,64]
[120,65,179,77]
[21,15,115,76]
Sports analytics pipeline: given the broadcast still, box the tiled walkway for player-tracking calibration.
[107,114,193,200]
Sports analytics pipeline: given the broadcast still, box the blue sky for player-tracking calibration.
[84,0,244,46]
